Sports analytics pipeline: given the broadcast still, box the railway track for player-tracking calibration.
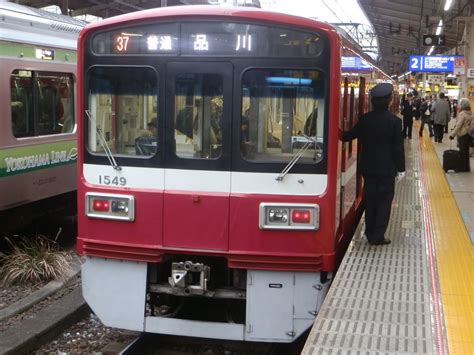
[118,332,308,355]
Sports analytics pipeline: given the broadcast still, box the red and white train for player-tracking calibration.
[77,6,393,343]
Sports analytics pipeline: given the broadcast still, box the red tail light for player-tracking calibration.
[259,203,319,230]
[92,199,110,212]
[86,193,135,221]
[292,210,311,224]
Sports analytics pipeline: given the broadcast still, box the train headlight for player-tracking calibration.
[259,203,319,230]
[268,208,289,223]
[86,193,135,221]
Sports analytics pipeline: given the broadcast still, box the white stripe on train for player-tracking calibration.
[83,164,328,196]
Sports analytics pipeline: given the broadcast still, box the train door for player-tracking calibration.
[163,62,232,250]
[356,77,366,198]
[336,77,349,238]
[342,83,358,219]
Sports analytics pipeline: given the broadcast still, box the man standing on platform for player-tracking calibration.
[401,92,414,139]
[431,92,450,143]
[341,83,406,245]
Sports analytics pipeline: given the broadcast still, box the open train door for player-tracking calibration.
[356,77,366,198]
[162,62,233,251]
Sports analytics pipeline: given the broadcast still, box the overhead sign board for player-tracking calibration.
[422,35,445,46]
[427,74,444,84]
[341,56,372,71]
[408,55,463,72]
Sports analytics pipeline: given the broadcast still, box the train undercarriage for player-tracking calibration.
[82,255,331,343]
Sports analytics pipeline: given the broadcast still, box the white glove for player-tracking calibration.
[396,172,406,182]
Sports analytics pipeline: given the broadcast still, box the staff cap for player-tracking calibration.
[370,83,393,98]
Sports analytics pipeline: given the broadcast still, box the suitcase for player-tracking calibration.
[443,149,459,172]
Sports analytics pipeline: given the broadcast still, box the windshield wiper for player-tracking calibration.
[276,134,315,181]
[85,110,121,171]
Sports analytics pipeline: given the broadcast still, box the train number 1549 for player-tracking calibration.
[98,175,127,186]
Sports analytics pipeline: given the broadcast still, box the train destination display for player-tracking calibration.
[92,22,324,57]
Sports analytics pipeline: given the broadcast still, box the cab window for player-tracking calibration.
[241,69,325,163]
[87,66,158,156]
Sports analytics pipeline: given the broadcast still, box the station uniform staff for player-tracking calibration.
[342,83,405,245]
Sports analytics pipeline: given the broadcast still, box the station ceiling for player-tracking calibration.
[10,0,473,75]
[11,0,208,18]
[358,0,472,75]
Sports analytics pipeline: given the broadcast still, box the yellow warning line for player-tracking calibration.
[419,134,474,354]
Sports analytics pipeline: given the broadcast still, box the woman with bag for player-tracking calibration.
[449,98,472,172]
[419,97,434,137]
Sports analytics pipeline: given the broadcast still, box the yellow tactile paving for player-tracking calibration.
[420,135,474,354]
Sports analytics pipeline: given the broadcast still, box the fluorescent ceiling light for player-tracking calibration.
[444,0,453,11]
[435,19,443,35]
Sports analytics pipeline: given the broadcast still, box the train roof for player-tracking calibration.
[81,5,336,36]
[79,5,390,81]
[0,1,85,50]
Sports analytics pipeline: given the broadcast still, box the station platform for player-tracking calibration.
[302,122,474,354]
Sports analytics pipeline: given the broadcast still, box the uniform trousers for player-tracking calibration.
[363,175,395,243]
[402,116,413,139]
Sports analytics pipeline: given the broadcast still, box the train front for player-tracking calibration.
[77,7,340,343]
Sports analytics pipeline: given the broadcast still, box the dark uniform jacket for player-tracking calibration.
[342,109,405,177]
[401,99,414,119]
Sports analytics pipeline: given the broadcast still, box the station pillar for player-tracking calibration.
[459,18,474,107]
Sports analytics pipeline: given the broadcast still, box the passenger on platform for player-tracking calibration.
[452,99,458,118]
[413,94,421,121]
[341,82,405,246]
[431,92,450,143]
[449,98,472,172]
[445,96,452,133]
[429,95,436,128]
[419,97,434,138]
[401,92,414,139]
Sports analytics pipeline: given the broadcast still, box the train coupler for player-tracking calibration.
[168,261,210,295]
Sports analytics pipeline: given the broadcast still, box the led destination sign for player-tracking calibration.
[92,22,324,58]
[408,55,464,72]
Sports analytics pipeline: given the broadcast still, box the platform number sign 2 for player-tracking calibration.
[410,56,421,71]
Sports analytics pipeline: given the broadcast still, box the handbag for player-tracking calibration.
[424,108,430,115]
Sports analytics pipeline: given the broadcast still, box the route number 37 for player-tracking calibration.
[98,175,127,186]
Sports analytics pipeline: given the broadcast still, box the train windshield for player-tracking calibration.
[87,66,158,156]
[241,69,324,163]
[85,21,328,170]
